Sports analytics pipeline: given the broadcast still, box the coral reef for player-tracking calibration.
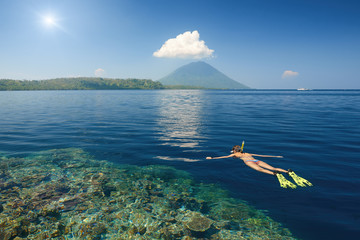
[0,148,297,239]
[185,212,212,232]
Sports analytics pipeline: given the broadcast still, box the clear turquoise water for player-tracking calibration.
[0,89,359,239]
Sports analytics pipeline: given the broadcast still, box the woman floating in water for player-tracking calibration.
[206,142,312,189]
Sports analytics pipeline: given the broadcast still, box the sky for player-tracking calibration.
[0,0,359,89]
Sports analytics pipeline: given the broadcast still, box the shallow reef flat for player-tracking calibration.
[0,148,297,239]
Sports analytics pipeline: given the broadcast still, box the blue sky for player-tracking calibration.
[0,0,359,89]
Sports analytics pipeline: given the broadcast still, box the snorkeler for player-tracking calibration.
[206,142,312,189]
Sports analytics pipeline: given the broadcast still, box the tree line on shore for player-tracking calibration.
[0,77,165,90]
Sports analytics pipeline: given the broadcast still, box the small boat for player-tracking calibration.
[297,88,311,91]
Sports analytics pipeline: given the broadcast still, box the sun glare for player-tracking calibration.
[39,13,68,34]
[43,16,56,27]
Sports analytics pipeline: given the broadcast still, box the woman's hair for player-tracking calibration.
[232,145,243,153]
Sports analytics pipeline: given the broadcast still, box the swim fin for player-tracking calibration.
[288,170,313,187]
[275,172,297,189]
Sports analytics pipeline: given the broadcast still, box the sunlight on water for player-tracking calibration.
[156,90,207,151]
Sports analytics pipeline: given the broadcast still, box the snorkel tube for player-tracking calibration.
[231,141,245,153]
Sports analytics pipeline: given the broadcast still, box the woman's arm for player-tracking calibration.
[206,154,234,160]
[249,153,283,158]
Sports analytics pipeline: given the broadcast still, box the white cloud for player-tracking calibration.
[153,30,214,59]
[95,68,105,77]
[282,70,299,79]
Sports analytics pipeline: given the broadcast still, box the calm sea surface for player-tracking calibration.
[1,89,359,239]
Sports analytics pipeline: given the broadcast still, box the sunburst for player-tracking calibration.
[43,15,57,28]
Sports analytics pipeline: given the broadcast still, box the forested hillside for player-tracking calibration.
[0,77,164,90]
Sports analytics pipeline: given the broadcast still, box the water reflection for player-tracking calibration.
[155,90,206,153]
[156,156,201,162]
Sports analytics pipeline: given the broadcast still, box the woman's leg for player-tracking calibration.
[258,161,288,173]
[245,162,274,175]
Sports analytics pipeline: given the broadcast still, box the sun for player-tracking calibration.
[43,16,56,27]
[45,17,54,25]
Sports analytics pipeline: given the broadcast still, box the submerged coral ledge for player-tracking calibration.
[0,148,297,239]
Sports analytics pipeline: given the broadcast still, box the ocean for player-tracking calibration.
[0,89,359,239]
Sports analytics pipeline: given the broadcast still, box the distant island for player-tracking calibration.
[159,61,250,89]
[0,77,164,91]
[1,62,251,91]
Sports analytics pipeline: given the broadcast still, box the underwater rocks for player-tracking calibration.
[185,212,212,232]
[0,148,298,239]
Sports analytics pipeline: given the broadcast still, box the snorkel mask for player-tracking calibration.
[231,141,245,153]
